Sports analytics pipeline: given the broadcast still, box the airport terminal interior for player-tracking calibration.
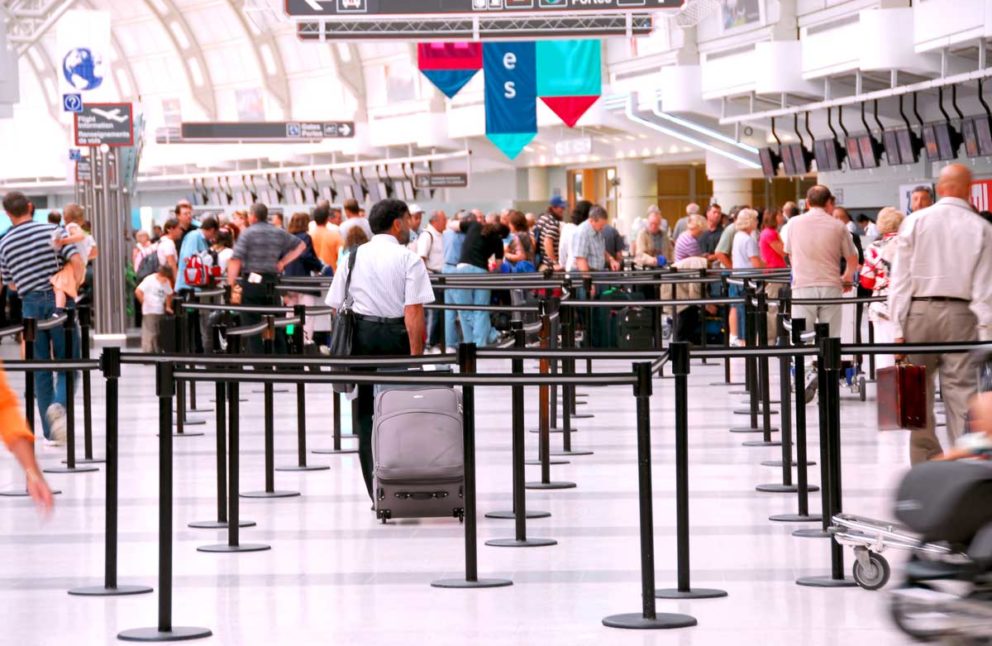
[2,0,992,644]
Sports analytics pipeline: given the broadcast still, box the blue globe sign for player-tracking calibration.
[62,47,104,91]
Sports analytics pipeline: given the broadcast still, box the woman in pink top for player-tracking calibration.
[759,209,787,269]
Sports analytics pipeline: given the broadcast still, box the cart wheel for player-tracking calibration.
[853,552,890,590]
[859,376,867,402]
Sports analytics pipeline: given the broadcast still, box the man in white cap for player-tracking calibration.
[407,203,424,250]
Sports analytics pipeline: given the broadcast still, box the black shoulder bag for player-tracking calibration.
[329,248,359,393]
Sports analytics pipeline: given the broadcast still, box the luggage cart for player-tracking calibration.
[829,513,954,590]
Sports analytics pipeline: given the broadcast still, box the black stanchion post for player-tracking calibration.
[437,276,446,351]
[70,347,152,596]
[796,336,855,588]
[743,293,781,448]
[551,303,592,457]
[49,310,98,474]
[772,318,823,524]
[867,320,876,381]
[242,316,299,498]
[487,323,555,546]
[433,344,512,589]
[172,295,205,435]
[527,299,575,490]
[604,361,698,630]
[278,306,328,472]
[118,362,213,642]
[583,275,594,375]
[656,343,728,600]
[199,334,268,554]
[730,303,777,436]
[78,305,102,463]
[794,322,833,538]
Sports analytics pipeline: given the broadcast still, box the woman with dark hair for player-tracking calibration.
[452,217,510,347]
[503,210,535,272]
[283,212,325,342]
[560,200,592,271]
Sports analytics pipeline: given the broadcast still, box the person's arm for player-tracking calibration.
[769,238,785,258]
[0,368,52,511]
[417,230,432,264]
[226,257,242,287]
[605,251,620,271]
[165,291,174,315]
[714,251,732,268]
[575,257,590,272]
[543,227,558,268]
[504,236,525,263]
[887,224,914,345]
[404,304,426,356]
[276,241,307,273]
[135,285,145,304]
[88,245,98,261]
[970,224,992,342]
[68,253,85,285]
[749,255,764,269]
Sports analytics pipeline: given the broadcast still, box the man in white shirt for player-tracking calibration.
[338,198,373,244]
[889,163,992,464]
[417,210,447,351]
[156,218,181,279]
[326,198,435,499]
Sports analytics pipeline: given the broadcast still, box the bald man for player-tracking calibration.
[889,163,992,464]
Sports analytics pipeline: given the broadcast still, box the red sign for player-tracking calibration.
[972,178,992,212]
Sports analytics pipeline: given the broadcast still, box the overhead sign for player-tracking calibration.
[179,121,356,142]
[62,93,83,113]
[415,173,469,189]
[75,159,92,183]
[74,102,134,147]
[286,0,683,16]
[554,136,592,157]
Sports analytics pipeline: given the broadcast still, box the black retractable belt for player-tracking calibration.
[48,310,98,475]
[278,305,329,473]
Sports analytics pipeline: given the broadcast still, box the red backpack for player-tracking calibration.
[183,250,218,287]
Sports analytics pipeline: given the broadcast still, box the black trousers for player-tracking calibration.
[239,279,286,355]
[353,317,410,499]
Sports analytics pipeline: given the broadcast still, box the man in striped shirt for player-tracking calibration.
[0,192,82,444]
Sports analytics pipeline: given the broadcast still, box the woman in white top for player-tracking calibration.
[558,200,592,271]
[730,209,763,345]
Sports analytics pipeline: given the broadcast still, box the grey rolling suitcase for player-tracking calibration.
[372,386,465,523]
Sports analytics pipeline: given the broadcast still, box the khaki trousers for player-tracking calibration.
[904,299,978,464]
[791,286,843,338]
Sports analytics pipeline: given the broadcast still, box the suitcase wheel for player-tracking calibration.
[454,508,465,523]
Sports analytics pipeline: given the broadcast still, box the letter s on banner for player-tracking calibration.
[484,42,537,160]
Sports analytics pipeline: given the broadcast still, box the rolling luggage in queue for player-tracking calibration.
[877,362,928,430]
[372,385,465,523]
[590,287,632,348]
[618,306,655,350]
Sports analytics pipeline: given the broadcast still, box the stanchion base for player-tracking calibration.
[251,388,290,395]
[68,584,152,597]
[524,459,569,466]
[118,626,213,642]
[240,490,300,499]
[742,440,782,448]
[167,432,205,438]
[210,398,247,403]
[431,577,513,589]
[655,587,728,600]
[729,427,779,434]
[187,519,256,529]
[312,448,359,455]
[770,513,822,523]
[549,449,594,457]
[186,407,214,414]
[792,528,831,539]
[602,612,697,630]
[275,464,330,472]
[527,427,578,434]
[795,575,856,588]
[173,419,206,427]
[63,457,105,465]
[0,487,61,496]
[569,413,595,420]
[484,510,551,520]
[712,382,747,388]
[525,481,576,490]
[729,388,750,395]
[733,409,779,416]
[761,459,816,467]
[197,543,271,553]
[42,465,99,474]
[485,537,557,548]
[756,483,819,493]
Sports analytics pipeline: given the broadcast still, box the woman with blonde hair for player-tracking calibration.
[860,207,905,369]
[730,208,763,344]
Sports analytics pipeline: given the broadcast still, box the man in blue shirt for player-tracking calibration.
[175,216,219,353]
[441,210,475,351]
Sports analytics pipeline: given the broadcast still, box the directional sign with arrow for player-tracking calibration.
[179,121,357,142]
[285,0,683,16]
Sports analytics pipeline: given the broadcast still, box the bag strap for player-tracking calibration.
[342,246,358,309]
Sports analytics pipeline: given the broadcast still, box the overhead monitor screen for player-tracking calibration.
[845,137,863,170]
[813,139,842,172]
[859,134,879,169]
[759,148,779,178]
[963,118,980,158]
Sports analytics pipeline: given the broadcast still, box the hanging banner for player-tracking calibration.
[56,10,111,97]
[536,40,601,128]
[417,43,482,99]
[483,41,537,160]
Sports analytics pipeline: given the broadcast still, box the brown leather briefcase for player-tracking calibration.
[877,363,928,430]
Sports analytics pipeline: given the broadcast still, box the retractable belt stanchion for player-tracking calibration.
[742,295,782,448]
[76,305,103,464]
[242,316,299,499]
[564,279,594,419]
[278,305,329,472]
[796,337,855,588]
[794,322,833,539]
[867,320,877,382]
[313,389,358,455]
[70,347,152,597]
[189,320,255,530]
[526,300,575,490]
[199,334,268,554]
[656,342,728,601]
[47,311,98,475]
[118,362,213,642]
[433,344,512,589]
[551,303,592,457]
[486,322,550,522]
[712,273,742,387]
[487,323,556,547]
[184,295,211,415]
[251,282,289,394]
[730,306,778,437]
[604,361,697,630]
[771,319,822,524]
[173,295,205,434]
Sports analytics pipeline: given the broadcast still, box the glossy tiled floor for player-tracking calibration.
[0,349,921,645]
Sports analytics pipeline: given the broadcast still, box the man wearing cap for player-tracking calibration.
[407,204,424,250]
[536,196,567,271]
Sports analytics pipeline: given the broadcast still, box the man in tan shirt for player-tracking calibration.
[889,163,992,463]
[310,200,343,271]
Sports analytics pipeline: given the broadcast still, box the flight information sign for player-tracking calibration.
[286,0,683,17]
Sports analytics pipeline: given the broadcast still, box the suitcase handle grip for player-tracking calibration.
[395,491,449,501]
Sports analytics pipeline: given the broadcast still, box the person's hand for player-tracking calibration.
[609,258,621,271]
[895,336,906,363]
[165,308,174,316]
[26,470,53,515]
[275,261,284,274]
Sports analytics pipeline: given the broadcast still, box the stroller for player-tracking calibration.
[888,460,992,642]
